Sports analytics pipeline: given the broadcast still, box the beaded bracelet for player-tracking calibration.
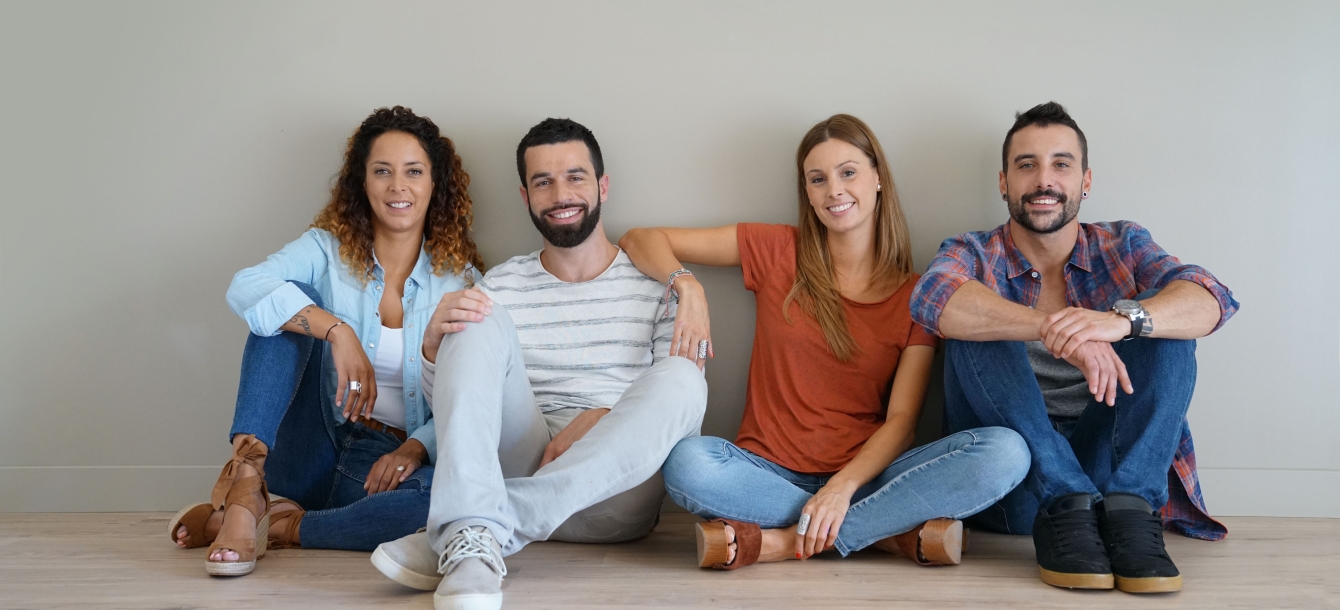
[660,269,694,319]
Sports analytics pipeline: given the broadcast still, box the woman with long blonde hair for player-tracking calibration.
[169,106,484,576]
[620,114,1029,570]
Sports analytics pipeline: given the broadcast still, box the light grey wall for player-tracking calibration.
[1,1,1336,516]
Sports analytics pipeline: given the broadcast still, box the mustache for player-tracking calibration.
[1020,189,1068,204]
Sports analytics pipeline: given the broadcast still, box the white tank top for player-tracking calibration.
[371,326,406,430]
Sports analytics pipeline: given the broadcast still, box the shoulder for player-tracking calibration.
[481,251,541,284]
[738,222,797,244]
[936,224,1005,257]
[1084,220,1151,248]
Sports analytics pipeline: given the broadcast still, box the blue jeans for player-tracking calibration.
[662,428,1029,556]
[943,337,1196,535]
[228,282,433,552]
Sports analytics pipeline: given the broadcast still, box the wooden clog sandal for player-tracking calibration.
[205,437,270,577]
[695,519,761,570]
[891,518,965,566]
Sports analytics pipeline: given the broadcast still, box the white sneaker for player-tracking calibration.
[433,526,506,610]
[371,529,441,591]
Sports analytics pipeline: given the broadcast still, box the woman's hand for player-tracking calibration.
[797,481,857,559]
[364,439,427,495]
[422,288,493,364]
[330,324,378,422]
[669,277,713,369]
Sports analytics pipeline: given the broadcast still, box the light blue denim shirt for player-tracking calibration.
[226,228,472,463]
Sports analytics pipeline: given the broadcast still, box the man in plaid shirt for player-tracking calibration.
[910,102,1238,594]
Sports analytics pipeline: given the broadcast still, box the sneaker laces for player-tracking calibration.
[1049,510,1106,558]
[1104,511,1168,558]
[438,528,508,578]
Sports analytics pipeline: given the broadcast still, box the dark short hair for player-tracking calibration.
[515,118,604,185]
[1002,101,1088,172]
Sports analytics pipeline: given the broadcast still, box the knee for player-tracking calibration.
[663,436,724,490]
[289,281,324,309]
[971,427,1031,486]
[652,357,708,420]
[436,306,517,360]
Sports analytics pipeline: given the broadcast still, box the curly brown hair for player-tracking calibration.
[313,106,484,282]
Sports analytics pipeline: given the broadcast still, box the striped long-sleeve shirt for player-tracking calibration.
[473,249,674,412]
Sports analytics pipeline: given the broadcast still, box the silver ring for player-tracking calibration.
[796,513,811,536]
[348,380,362,393]
[395,465,406,472]
[697,340,708,359]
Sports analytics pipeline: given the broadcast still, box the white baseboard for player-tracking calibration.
[2,465,1337,517]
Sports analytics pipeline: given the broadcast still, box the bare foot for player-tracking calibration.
[175,509,224,548]
[208,462,262,563]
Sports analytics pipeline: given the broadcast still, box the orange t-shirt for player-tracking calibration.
[733,223,938,474]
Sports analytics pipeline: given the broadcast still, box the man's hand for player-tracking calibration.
[422,289,493,363]
[1064,341,1134,406]
[1039,307,1130,359]
[540,408,610,467]
[364,439,428,495]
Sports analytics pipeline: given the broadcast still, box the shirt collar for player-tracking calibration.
[368,240,433,289]
[1068,223,1093,273]
[1002,221,1093,278]
[1001,222,1033,279]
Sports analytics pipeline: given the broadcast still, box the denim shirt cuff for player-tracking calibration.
[245,281,316,337]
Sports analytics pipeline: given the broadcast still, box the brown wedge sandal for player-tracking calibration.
[267,496,305,550]
[695,519,762,570]
[888,518,966,566]
[205,436,270,577]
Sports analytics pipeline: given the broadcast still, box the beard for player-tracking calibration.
[529,201,602,248]
[1007,188,1081,234]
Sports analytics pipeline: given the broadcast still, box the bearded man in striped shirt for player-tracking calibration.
[372,118,707,610]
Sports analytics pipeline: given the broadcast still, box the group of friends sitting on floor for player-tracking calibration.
[166,101,1238,608]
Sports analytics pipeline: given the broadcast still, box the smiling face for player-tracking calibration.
[519,140,608,248]
[365,130,433,236]
[802,138,881,236]
[1000,124,1092,235]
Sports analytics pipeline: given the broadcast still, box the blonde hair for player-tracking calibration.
[783,114,914,362]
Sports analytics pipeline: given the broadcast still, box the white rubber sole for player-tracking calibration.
[433,591,502,610]
[371,545,441,591]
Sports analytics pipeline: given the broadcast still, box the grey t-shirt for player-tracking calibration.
[1025,341,1092,418]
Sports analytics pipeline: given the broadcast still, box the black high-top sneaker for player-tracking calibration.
[1033,493,1114,589]
[1098,493,1183,593]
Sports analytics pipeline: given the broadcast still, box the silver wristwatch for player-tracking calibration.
[1111,299,1153,339]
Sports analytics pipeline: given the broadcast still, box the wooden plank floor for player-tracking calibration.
[0,512,1335,609]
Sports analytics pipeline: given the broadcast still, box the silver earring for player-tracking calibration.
[1082,191,1088,199]
[876,184,882,191]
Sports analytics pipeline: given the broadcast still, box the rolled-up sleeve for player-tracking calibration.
[408,415,437,464]
[226,230,327,336]
[910,235,980,337]
[1127,223,1239,333]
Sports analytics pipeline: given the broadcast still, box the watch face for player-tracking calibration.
[1113,299,1142,315]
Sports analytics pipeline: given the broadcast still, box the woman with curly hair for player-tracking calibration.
[169,106,485,576]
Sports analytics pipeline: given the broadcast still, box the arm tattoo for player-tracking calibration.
[288,306,315,336]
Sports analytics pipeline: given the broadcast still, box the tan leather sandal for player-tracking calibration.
[167,501,216,549]
[267,496,305,550]
[205,436,270,577]
[890,518,966,566]
[696,519,761,570]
